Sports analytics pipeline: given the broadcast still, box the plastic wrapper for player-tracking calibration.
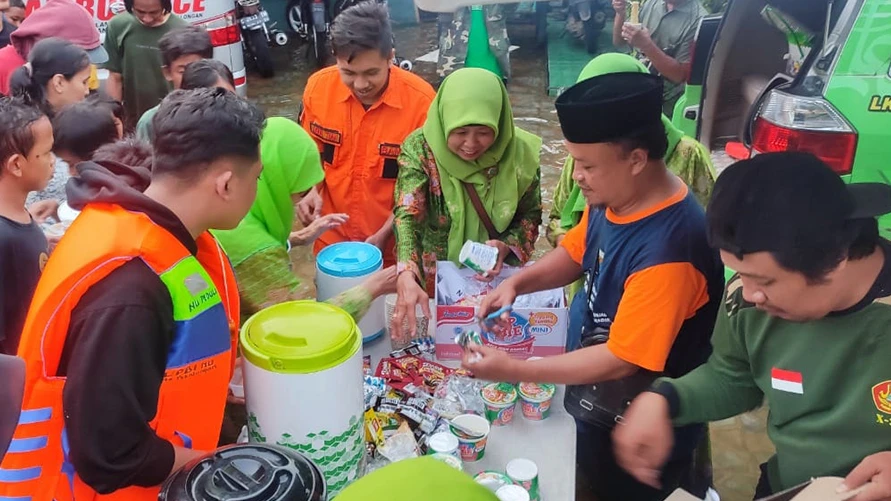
[432,374,486,419]
[364,376,387,410]
[438,265,562,310]
[378,422,420,463]
[364,408,385,448]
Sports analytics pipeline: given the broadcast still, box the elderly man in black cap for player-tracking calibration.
[463,72,724,499]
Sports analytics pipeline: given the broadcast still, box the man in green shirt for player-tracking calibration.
[103,0,187,128]
[612,0,707,117]
[614,152,891,499]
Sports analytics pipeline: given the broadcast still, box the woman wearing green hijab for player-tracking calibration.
[392,68,542,338]
[337,457,497,501]
[213,117,395,323]
[546,53,716,248]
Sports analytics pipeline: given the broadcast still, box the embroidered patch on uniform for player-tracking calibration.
[872,380,891,415]
[310,122,343,145]
[771,368,803,394]
[379,143,401,158]
[184,274,210,296]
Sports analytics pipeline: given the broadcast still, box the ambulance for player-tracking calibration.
[24,0,247,95]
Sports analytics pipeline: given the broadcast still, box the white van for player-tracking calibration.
[24,0,247,95]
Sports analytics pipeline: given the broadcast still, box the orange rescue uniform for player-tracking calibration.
[301,65,435,265]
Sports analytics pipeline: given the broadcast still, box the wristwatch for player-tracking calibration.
[646,380,680,418]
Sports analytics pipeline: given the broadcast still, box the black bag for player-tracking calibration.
[563,333,660,429]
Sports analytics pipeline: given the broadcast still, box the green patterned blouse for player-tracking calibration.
[394,130,543,294]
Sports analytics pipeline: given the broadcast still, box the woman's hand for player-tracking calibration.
[364,265,398,298]
[28,199,59,224]
[289,213,348,247]
[474,240,512,282]
[296,187,323,226]
[391,271,431,342]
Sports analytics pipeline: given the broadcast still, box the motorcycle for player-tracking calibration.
[237,0,289,78]
[565,0,613,54]
[286,0,385,67]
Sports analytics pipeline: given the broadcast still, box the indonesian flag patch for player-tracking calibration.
[771,368,804,395]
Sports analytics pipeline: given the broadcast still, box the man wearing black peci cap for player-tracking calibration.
[615,152,891,500]
[464,72,723,499]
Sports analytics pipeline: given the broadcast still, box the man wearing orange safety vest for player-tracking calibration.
[298,2,435,266]
[0,88,265,500]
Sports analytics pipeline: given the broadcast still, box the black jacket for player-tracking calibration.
[58,161,197,493]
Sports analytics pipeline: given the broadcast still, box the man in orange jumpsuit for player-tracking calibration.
[298,1,435,266]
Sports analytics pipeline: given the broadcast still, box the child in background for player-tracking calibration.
[138,59,235,141]
[53,100,122,171]
[3,0,25,27]
[135,25,212,139]
[0,0,23,49]
[92,136,153,171]
[87,91,126,138]
[0,97,53,355]
[11,38,91,220]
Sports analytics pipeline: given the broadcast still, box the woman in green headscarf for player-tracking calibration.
[338,457,497,501]
[392,68,542,338]
[547,53,716,248]
[213,117,395,323]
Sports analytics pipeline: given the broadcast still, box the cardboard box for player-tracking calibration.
[434,261,568,360]
[666,477,866,501]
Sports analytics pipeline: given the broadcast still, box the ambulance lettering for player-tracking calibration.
[172,0,205,16]
[25,0,205,29]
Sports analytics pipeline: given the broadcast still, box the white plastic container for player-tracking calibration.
[459,240,499,274]
[316,242,385,343]
[241,301,366,497]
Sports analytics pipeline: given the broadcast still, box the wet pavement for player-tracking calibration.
[245,19,773,501]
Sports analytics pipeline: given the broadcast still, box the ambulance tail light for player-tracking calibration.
[202,11,241,47]
[751,90,857,175]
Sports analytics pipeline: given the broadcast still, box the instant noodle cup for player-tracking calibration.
[427,431,460,459]
[449,414,490,462]
[430,452,463,471]
[518,382,556,421]
[474,470,514,492]
[496,485,531,501]
[481,382,518,426]
[506,458,541,501]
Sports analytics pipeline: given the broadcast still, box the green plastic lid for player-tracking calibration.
[240,301,360,374]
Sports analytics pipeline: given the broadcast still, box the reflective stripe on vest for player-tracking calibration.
[160,256,231,369]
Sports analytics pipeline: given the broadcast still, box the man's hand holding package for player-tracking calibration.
[841,452,891,501]
[613,391,675,488]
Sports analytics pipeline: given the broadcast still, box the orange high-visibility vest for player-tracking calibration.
[0,203,240,501]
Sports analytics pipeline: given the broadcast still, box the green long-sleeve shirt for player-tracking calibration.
[664,250,891,492]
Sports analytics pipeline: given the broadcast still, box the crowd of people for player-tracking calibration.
[0,0,890,500]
